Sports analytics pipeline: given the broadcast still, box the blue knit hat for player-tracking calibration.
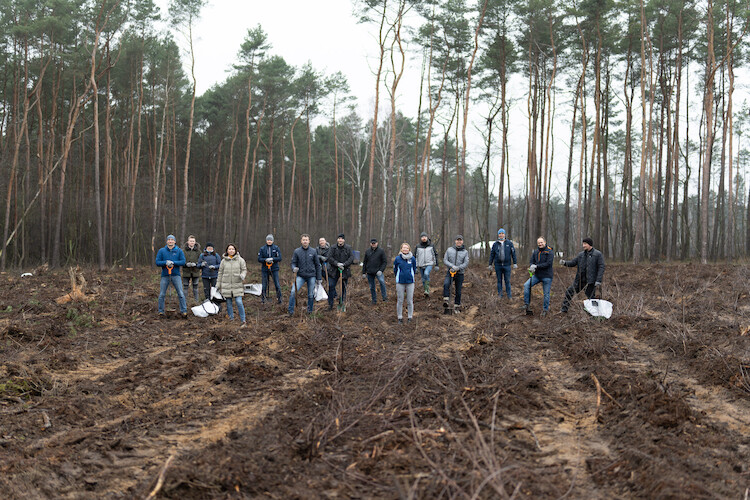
[166,234,176,241]
[498,228,505,234]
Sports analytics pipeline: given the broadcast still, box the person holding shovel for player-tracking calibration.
[258,234,283,304]
[155,234,188,318]
[523,236,554,317]
[182,235,202,304]
[559,237,605,313]
[488,228,517,299]
[217,243,247,326]
[289,234,322,315]
[443,235,470,313]
[327,233,354,311]
[197,242,221,300]
[362,238,388,304]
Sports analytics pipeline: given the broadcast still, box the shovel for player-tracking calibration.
[443,270,457,315]
[337,268,346,312]
[263,261,273,302]
[292,270,299,314]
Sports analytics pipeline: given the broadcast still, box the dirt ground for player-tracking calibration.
[0,262,749,499]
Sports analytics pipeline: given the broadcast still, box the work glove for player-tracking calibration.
[595,281,601,287]
[186,262,195,267]
[513,264,518,269]
[559,259,566,265]
[293,267,300,273]
[529,264,537,272]
[451,266,459,273]
[166,260,174,267]
[376,270,382,277]
[265,257,274,264]
[209,265,216,270]
[337,263,344,270]
[487,265,493,271]
[200,262,206,267]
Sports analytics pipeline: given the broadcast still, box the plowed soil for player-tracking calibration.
[1,263,749,499]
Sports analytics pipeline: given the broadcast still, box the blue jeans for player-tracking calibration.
[524,276,552,311]
[262,268,282,302]
[419,265,434,283]
[225,296,246,322]
[289,276,316,314]
[158,275,187,313]
[495,264,512,297]
[366,273,387,302]
[443,272,465,305]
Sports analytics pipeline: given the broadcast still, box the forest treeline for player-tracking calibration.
[0,0,748,269]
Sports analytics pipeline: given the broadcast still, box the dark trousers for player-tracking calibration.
[561,281,596,311]
[495,264,512,297]
[443,272,465,305]
[328,273,348,306]
[366,273,387,302]
[202,277,217,301]
[261,268,282,302]
[183,275,200,301]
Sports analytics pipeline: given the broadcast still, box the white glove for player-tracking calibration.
[337,263,344,270]
[166,260,174,267]
[451,266,458,273]
[187,262,196,267]
[209,265,216,270]
[595,281,601,287]
[200,262,206,267]
[487,265,493,271]
[529,264,537,272]
[376,270,382,277]
[293,267,300,273]
[513,264,518,269]
[265,258,274,263]
[560,259,566,265]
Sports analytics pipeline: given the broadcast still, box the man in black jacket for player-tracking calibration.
[362,238,388,304]
[327,233,354,310]
[559,237,606,313]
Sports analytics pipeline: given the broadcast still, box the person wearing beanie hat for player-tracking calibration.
[362,238,388,304]
[415,232,439,297]
[488,228,517,299]
[559,237,606,313]
[155,233,188,317]
[198,241,221,300]
[258,234,283,304]
[443,235,469,312]
[327,233,354,310]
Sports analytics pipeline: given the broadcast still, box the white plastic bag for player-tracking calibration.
[210,287,224,302]
[584,298,613,319]
[192,300,220,318]
[314,282,328,302]
[244,283,262,296]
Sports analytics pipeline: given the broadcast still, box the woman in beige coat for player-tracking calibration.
[217,243,247,325]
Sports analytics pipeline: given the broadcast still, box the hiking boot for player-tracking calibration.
[540,310,547,318]
[398,318,403,324]
[240,322,247,328]
[560,308,568,314]
[181,312,188,319]
[454,304,461,314]
[158,312,165,318]
[524,304,533,316]
[277,297,282,305]
[407,318,412,324]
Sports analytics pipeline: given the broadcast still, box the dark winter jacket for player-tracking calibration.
[292,245,322,280]
[444,245,469,275]
[155,245,186,277]
[394,252,417,284]
[258,244,282,272]
[563,248,605,285]
[197,250,221,279]
[183,243,202,278]
[489,239,517,267]
[529,245,554,280]
[328,243,355,279]
[415,240,439,268]
[362,246,387,275]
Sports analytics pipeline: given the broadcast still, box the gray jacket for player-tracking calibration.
[443,246,469,274]
[563,248,605,285]
[415,240,439,268]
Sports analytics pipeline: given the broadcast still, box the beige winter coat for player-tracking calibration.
[217,253,247,298]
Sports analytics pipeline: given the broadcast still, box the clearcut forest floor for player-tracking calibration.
[1,263,749,499]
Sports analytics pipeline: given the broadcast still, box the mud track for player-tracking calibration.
[0,263,748,498]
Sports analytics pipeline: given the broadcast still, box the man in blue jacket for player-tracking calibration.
[258,234,283,304]
[523,236,554,317]
[155,234,188,317]
[289,234,322,315]
[488,228,517,298]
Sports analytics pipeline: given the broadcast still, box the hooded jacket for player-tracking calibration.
[444,245,469,274]
[328,243,354,279]
[292,245,322,280]
[394,252,417,284]
[183,243,202,278]
[529,245,554,280]
[155,245,186,277]
[217,253,247,298]
[563,248,605,285]
[197,250,221,279]
[257,244,282,272]
[362,246,387,275]
[489,239,517,267]
[415,239,439,268]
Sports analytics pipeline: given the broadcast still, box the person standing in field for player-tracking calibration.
[317,237,331,290]
[362,238,388,304]
[415,232,439,297]
[197,242,221,301]
[217,243,247,326]
[182,235,202,304]
[523,236,554,317]
[443,235,469,313]
[488,229,517,299]
[258,234,283,304]
[155,234,188,318]
[559,237,606,313]
[289,234,322,315]
[327,233,354,310]
[394,242,417,323]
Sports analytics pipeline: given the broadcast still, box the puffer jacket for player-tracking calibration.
[292,245,322,280]
[443,245,469,274]
[489,239,516,267]
[183,243,202,278]
[529,245,554,280]
[563,248,605,285]
[197,250,221,279]
[155,245,186,277]
[362,246,387,275]
[328,243,354,279]
[394,252,417,284]
[217,253,247,298]
[415,240,439,268]
[257,244,282,272]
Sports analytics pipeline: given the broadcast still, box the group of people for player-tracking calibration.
[154,229,606,324]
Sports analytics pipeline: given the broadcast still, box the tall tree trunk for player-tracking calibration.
[700,0,715,264]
